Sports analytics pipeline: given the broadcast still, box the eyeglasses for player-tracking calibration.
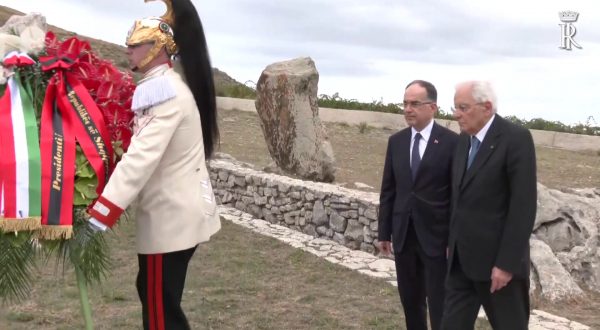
[403,100,434,108]
[450,102,485,113]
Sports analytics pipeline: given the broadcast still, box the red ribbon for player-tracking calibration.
[0,53,37,219]
[2,53,36,67]
[39,37,114,229]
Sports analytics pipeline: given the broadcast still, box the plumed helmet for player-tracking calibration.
[126,0,220,158]
[125,0,176,70]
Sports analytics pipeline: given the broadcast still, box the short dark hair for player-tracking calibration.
[406,80,437,102]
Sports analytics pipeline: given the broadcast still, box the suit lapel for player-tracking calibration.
[397,129,412,182]
[454,134,469,189]
[413,123,442,184]
[460,116,504,190]
[419,123,440,166]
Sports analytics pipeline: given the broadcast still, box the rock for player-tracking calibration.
[364,208,378,221]
[213,152,237,161]
[360,243,376,254]
[354,182,374,189]
[316,226,328,236]
[345,240,361,250]
[255,57,336,182]
[363,227,374,243]
[263,209,277,224]
[248,205,263,219]
[210,154,255,169]
[263,162,286,175]
[0,13,47,55]
[311,200,328,226]
[368,259,395,273]
[534,183,600,291]
[344,219,364,241]
[303,224,317,236]
[0,13,47,34]
[530,238,584,301]
[329,210,347,233]
[333,233,347,245]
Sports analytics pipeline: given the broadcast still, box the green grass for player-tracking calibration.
[0,219,495,329]
[216,83,257,99]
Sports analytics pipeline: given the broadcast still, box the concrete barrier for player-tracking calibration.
[217,97,600,152]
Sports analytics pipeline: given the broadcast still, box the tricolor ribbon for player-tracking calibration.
[38,38,114,239]
[0,51,42,232]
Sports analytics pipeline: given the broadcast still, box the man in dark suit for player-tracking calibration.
[441,81,537,330]
[378,80,458,330]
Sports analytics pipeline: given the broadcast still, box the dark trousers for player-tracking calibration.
[441,253,530,330]
[394,222,447,330]
[136,245,197,330]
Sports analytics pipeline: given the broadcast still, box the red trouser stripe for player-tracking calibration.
[147,256,156,330]
[155,255,165,330]
[146,254,165,330]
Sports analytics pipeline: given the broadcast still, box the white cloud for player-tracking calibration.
[3,0,598,125]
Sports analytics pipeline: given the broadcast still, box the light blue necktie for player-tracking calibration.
[467,136,480,169]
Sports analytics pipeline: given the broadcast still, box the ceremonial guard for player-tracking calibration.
[87,0,221,328]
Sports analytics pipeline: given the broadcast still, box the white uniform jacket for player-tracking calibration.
[89,64,220,254]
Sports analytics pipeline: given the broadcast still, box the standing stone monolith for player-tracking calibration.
[255,57,335,182]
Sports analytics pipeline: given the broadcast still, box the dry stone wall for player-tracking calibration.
[209,158,380,253]
[209,156,600,301]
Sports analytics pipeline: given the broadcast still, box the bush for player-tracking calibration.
[316,93,599,136]
[505,116,599,136]
[216,84,257,99]
[212,85,600,137]
[358,122,370,134]
[317,92,402,114]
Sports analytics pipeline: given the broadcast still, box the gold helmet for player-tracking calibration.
[125,0,176,70]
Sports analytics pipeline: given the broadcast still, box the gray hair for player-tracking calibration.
[456,81,498,113]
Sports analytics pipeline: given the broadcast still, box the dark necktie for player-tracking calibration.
[411,133,422,179]
[467,136,481,169]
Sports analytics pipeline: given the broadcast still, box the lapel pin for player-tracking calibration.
[434,139,439,144]
[490,145,495,149]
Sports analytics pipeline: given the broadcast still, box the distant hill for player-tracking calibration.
[0,5,254,97]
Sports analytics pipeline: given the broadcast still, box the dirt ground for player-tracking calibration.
[217,108,600,328]
[0,220,495,330]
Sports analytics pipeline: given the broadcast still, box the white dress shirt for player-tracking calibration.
[410,119,434,164]
[471,114,496,156]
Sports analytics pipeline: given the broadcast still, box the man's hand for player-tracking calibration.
[378,241,392,257]
[490,266,513,293]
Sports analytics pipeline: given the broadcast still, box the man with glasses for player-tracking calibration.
[378,80,458,330]
[442,81,537,330]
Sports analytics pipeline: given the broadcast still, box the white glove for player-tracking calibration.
[88,217,108,232]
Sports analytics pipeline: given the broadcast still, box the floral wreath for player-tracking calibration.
[0,15,135,328]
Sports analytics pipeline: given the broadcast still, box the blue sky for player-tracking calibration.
[3,0,599,125]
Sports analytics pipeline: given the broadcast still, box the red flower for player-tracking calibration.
[42,31,136,155]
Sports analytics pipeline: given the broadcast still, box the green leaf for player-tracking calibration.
[75,147,96,179]
[73,191,91,206]
[75,147,87,166]
[42,208,112,286]
[74,177,98,206]
[0,231,38,303]
[111,140,124,160]
[76,164,95,179]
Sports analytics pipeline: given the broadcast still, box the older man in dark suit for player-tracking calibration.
[441,81,537,330]
[378,80,458,330]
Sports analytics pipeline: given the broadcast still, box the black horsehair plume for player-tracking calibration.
[171,0,219,158]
